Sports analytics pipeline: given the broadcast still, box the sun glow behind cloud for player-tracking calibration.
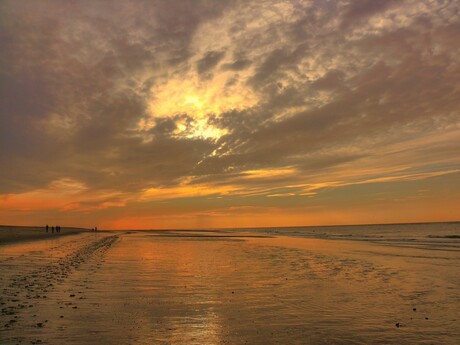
[140,74,258,139]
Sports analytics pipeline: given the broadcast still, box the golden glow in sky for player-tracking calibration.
[142,74,258,139]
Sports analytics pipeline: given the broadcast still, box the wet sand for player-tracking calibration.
[0,226,89,245]
[0,228,459,344]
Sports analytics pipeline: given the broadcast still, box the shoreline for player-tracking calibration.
[1,221,459,246]
[0,225,91,246]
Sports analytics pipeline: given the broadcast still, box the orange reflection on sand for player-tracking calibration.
[100,234,233,342]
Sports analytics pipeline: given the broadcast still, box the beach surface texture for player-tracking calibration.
[0,223,459,344]
[0,226,89,245]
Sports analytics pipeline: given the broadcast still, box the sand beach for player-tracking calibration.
[0,226,90,245]
[0,223,459,344]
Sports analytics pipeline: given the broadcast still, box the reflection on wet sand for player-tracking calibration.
[0,228,459,344]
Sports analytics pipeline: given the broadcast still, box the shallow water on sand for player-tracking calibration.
[1,226,459,344]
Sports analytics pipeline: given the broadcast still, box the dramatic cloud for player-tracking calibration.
[1,0,459,228]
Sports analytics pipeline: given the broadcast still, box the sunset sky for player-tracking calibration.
[1,0,459,229]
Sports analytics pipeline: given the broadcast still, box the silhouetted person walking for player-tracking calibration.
[46,225,49,233]
[51,226,55,234]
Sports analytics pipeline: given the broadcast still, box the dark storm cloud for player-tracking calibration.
[310,70,346,91]
[1,0,459,209]
[221,59,252,71]
[340,0,398,29]
[197,50,226,75]
[248,44,309,89]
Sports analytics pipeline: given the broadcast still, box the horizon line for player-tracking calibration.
[1,220,459,231]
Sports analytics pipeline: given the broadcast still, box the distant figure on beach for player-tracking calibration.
[46,225,49,233]
[56,225,60,233]
[95,226,98,232]
[51,226,55,234]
